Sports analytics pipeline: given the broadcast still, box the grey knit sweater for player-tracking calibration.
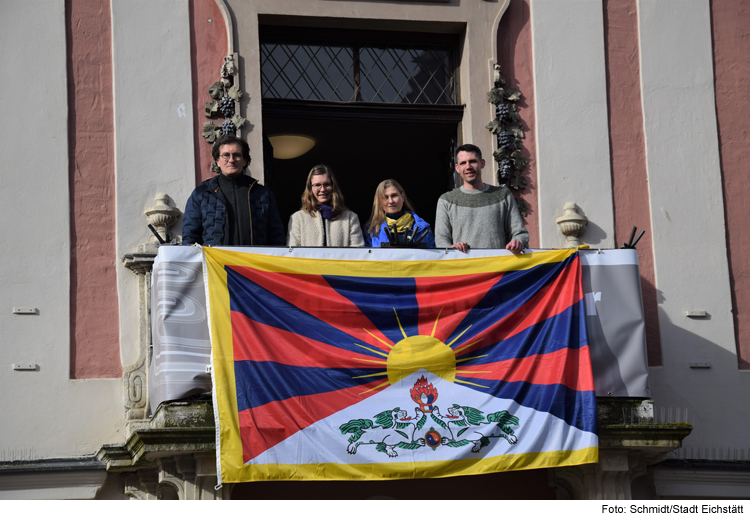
[434,185,529,249]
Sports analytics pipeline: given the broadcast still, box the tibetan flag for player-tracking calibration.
[204,247,598,483]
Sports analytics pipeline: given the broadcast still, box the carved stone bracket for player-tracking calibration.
[121,253,157,275]
[549,399,692,499]
[157,454,231,500]
[97,401,232,500]
[98,402,216,469]
[120,454,232,500]
[123,349,149,425]
[550,451,648,500]
[556,202,588,247]
[124,468,159,500]
[121,266,151,427]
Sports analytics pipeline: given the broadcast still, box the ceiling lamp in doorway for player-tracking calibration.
[268,134,315,159]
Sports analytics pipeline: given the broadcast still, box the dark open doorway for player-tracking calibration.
[263,108,458,231]
[259,25,463,234]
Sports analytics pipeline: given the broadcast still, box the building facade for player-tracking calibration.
[1,0,749,499]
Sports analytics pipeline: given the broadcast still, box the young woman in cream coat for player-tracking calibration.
[287,164,365,247]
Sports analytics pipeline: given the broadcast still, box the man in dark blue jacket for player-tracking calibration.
[182,136,284,246]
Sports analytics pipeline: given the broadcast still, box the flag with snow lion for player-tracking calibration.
[204,247,598,483]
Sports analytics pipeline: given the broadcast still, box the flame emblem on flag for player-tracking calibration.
[410,376,438,413]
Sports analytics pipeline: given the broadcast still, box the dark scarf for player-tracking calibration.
[385,209,406,220]
[319,204,334,220]
[217,173,253,245]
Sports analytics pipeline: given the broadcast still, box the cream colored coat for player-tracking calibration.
[287,209,365,247]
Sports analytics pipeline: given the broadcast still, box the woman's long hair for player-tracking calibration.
[300,164,346,219]
[365,179,417,236]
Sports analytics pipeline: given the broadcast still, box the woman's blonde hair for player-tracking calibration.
[365,179,417,236]
[300,164,346,219]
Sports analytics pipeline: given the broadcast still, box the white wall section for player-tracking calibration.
[0,0,123,460]
[110,0,197,367]
[531,0,615,248]
[638,0,747,452]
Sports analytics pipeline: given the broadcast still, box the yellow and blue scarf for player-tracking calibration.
[385,211,414,233]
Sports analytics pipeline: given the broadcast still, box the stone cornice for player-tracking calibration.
[0,457,108,499]
[599,424,692,452]
[0,457,105,473]
[121,251,157,275]
[97,401,215,471]
[595,398,692,461]
[653,464,750,498]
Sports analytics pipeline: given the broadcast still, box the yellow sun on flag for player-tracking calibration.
[353,307,490,394]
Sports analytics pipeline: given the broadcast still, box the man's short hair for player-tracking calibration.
[456,143,482,161]
[211,135,251,164]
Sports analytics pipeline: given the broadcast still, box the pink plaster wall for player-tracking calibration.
[66,0,121,378]
[190,0,228,184]
[711,0,750,369]
[603,0,662,366]
[496,0,539,249]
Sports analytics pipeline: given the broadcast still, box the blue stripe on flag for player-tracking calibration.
[444,256,577,346]
[454,376,597,433]
[226,267,385,359]
[322,276,420,344]
[458,300,588,364]
[235,361,384,411]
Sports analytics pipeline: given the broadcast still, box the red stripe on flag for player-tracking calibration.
[414,273,504,340]
[229,266,393,351]
[455,258,583,356]
[237,379,388,462]
[231,310,389,368]
[455,346,595,392]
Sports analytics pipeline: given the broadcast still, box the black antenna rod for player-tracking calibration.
[626,226,637,247]
[632,229,646,248]
[148,224,166,245]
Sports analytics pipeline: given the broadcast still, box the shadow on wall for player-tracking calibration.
[166,194,184,243]
[647,302,748,459]
[576,205,609,247]
[640,272,663,367]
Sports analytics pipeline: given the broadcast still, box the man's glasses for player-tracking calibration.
[220,153,244,161]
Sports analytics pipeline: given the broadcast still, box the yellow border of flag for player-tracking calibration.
[204,247,597,483]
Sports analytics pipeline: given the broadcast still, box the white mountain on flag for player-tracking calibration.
[245,369,596,467]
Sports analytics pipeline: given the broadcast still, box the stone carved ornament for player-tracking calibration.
[487,64,529,216]
[203,55,246,173]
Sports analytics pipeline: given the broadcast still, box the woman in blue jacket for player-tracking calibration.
[364,179,435,248]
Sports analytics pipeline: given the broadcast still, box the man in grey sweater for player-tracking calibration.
[435,144,529,253]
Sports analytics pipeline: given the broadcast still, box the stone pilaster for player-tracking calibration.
[120,194,181,431]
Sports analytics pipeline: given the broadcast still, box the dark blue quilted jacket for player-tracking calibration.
[182,175,284,246]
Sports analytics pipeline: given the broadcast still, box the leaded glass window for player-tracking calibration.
[260,36,457,105]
